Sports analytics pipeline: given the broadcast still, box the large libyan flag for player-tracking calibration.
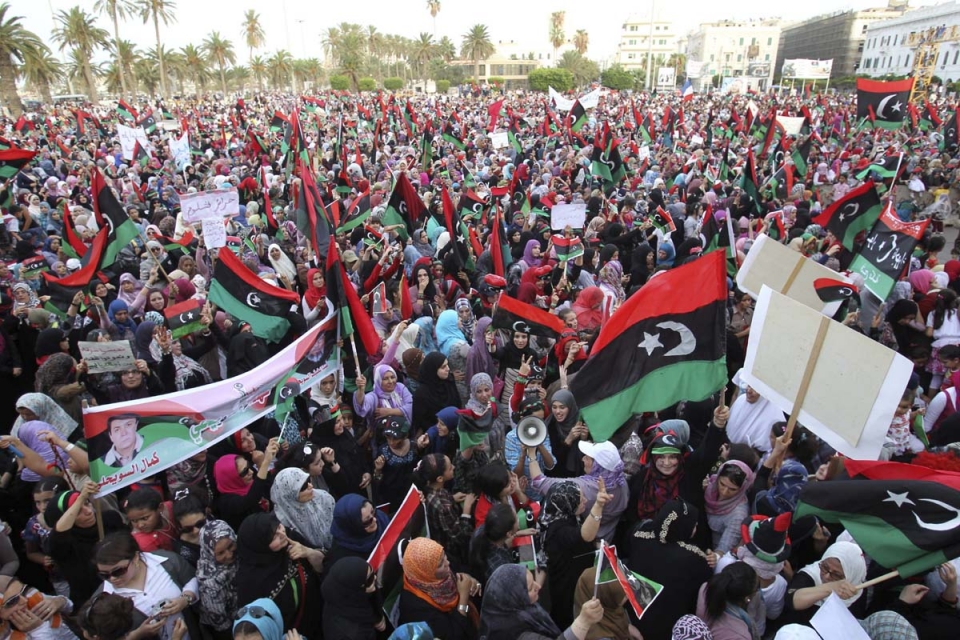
[796,459,960,577]
[208,247,301,342]
[570,251,727,441]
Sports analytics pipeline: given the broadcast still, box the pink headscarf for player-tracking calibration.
[213,454,251,496]
[909,269,935,296]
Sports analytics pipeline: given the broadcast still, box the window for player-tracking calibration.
[767,37,772,45]
[710,54,715,62]
[896,55,900,66]
[629,25,637,32]
[864,58,871,69]
[874,57,879,68]
[904,55,909,67]
[628,53,635,59]
[629,39,636,45]
[893,35,897,46]
[737,54,742,62]
[751,37,756,45]
[659,39,666,45]
[765,54,770,61]
[954,50,959,65]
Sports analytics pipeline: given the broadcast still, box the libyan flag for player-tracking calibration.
[491,294,566,339]
[42,228,108,315]
[0,147,38,182]
[570,251,727,441]
[91,169,141,268]
[596,542,663,619]
[208,247,301,343]
[849,201,929,301]
[855,154,902,181]
[812,180,882,251]
[164,298,204,339]
[857,77,913,129]
[796,459,960,577]
[553,235,584,261]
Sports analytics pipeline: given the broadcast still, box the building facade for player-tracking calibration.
[685,19,782,91]
[776,3,909,79]
[614,14,681,75]
[450,41,546,89]
[859,2,960,83]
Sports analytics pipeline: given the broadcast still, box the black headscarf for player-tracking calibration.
[411,263,437,302]
[236,513,293,604]
[309,410,366,493]
[321,556,381,639]
[412,351,463,433]
[479,564,561,640]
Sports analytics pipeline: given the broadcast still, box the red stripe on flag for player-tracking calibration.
[496,294,566,335]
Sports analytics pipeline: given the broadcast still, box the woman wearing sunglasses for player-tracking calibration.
[212,439,279,533]
[0,576,74,640]
[232,598,296,640]
[270,468,335,552]
[91,531,200,640]
[320,557,386,640]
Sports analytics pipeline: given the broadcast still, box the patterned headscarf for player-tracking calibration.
[539,481,581,546]
[672,614,713,640]
[466,372,493,415]
[197,519,238,631]
[270,468,335,549]
[401,537,459,612]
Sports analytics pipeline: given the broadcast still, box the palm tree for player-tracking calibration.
[549,11,565,64]
[0,2,47,115]
[249,55,267,93]
[573,29,588,56]
[411,33,434,81]
[227,65,249,92]
[112,39,139,95]
[366,26,383,82]
[133,55,159,94]
[93,0,137,99]
[137,0,177,97]
[52,7,109,103]
[267,50,293,90]
[165,49,187,94]
[181,44,208,93]
[436,36,456,62]
[63,48,104,96]
[461,24,494,83]
[21,48,62,103]
[558,51,599,88]
[203,31,236,95]
[241,9,265,64]
[426,0,440,37]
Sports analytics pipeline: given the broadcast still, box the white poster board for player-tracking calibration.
[549,86,575,111]
[168,133,191,171]
[116,124,151,161]
[742,286,913,460]
[579,87,601,110]
[201,217,227,249]
[489,131,510,149]
[179,188,240,224]
[657,68,676,88]
[685,60,706,79]
[811,594,871,640]
[736,234,848,317]
[79,341,136,374]
[776,115,806,137]
[551,203,587,230]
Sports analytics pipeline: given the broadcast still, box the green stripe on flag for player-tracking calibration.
[208,280,291,343]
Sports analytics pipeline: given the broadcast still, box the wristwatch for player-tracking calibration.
[457,604,470,615]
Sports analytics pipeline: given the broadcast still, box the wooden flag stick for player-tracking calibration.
[349,333,361,374]
[855,569,899,591]
[95,500,105,540]
[784,316,830,442]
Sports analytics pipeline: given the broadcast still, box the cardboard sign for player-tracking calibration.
[737,234,850,317]
[168,133,191,171]
[489,131,509,149]
[179,188,240,224]
[116,124,150,161]
[201,217,226,249]
[79,340,136,374]
[742,286,913,460]
[551,203,587,230]
[811,594,871,640]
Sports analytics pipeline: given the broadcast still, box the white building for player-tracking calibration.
[614,14,681,76]
[859,2,960,82]
[685,19,782,91]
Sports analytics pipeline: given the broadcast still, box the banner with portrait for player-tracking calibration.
[84,307,338,496]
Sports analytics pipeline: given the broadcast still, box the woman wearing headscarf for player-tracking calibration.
[212,440,277,532]
[571,287,605,335]
[106,300,138,342]
[466,317,499,382]
[235,513,324,634]
[12,393,79,441]
[780,541,868,626]
[517,239,543,274]
[542,389,584,478]
[354,364,414,434]
[881,298,929,357]
[5,420,61,487]
[148,336,211,391]
[479,563,605,640]
[413,352,464,435]
[573,566,643,640]
[301,268,328,326]
[321,556,386,640]
[704,460,756,554]
[436,309,468,358]
[34,353,85,428]
[309,404,371,497]
[133,321,158,363]
[267,244,298,289]
[629,499,715,640]
[397,537,479,640]
[491,328,538,404]
[196,519,238,637]
[597,260,625,323]
[270,467,335,551]
[324,494,390,572]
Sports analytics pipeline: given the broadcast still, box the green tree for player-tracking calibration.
[267,50,293,90]
[329,74,349,91]
[181,44,209,93]
[93,0,137,99]
[358,77,376,91]
[241,9,265,64]
[52,7,109,102]
[436,79,450,93]
[557,50,598,88]
[0,2,48,115]
[249,55,267,93]
[411,33,434,81]
[383,77,403,91]
[109,39,139,96]
[527,67,573,92]
[426,0,440,37]
[203,31,236,95]
[573,29,588,56]
[461,24,494,83]
[137,0,177,97]
[21,47,62,103]
[436,36,456,62]
[549,11,565,64]
[601,64,632,90]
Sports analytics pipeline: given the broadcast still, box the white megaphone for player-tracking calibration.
[516,416,547,448]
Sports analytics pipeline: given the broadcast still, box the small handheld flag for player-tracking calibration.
[814,278,858,303]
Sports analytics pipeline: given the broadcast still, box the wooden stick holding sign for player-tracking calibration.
[784,316,829,441]
[855,570,900,591]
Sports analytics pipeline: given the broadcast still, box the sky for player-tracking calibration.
[14,0,945,65]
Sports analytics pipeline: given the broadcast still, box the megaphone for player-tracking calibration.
[516,416,547,447]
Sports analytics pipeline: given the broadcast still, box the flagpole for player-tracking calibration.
[855,569,900,591]
[784,316,830,441]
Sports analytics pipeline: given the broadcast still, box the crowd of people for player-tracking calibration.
[0,83,959,640]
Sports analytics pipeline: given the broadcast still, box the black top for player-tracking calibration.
[48,511,125,606]
[214,473,271,533]
[777,571,868,630]
[398,589,477,640]
[543,521,595,630]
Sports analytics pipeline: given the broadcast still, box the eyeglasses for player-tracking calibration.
[819,561,845,582]
[235,605,278,622]
[1,584,27,609]
[150,247,162,253]
[97,561,134,581]
[238,465,254,477]
[180,518,206,533]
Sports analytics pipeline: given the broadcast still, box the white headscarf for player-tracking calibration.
[799,541,867,607]
[269,467,335,550]
[267,243,297,284]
